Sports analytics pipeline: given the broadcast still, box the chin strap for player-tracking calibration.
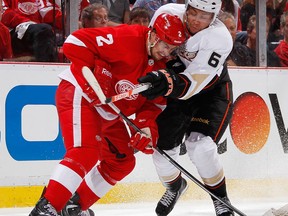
[147,30,160,56]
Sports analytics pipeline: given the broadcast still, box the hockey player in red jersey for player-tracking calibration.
[29,13,187,216]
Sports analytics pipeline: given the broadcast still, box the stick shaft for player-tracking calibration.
[105,83,151,104]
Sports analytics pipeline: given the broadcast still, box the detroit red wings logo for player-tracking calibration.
[18,2,38,15]
[115,80,139,101]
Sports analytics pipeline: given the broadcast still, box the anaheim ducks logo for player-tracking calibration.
[18,2,38,15]
[178,45,198,61]
[115,80,139,101]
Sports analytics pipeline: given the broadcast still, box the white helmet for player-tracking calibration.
[185,0,222,23]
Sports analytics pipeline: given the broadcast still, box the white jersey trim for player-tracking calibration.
[65,35,87,48]
[50,164,82,194]
[85,165,113,198]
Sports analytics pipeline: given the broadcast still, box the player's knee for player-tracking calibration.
[152,146,180,178]
[186,135,217,164]
[186,136,223,179]
[63,148,99,176]
[119,155,136,177]
[101,155,136,182]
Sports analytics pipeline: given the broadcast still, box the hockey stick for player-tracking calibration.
[82,66,247,216]
[82,66,143,133]
[105,83,151,104]
[82,66,151,104]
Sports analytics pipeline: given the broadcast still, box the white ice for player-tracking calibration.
[0,198,287,216]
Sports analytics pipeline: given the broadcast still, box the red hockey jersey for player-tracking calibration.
[0,22,13,60]
[62,24,166,119]
[274,40,288,67]
[2,0,62,29]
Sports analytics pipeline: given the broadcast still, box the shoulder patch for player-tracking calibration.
[178,45,198,61]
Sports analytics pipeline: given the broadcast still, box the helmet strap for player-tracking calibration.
[184,14,194,36]
[147,30,160,56]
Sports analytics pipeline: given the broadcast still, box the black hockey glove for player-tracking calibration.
[138,69,191,100]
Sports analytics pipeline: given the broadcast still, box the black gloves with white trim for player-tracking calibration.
[138,68,191,100]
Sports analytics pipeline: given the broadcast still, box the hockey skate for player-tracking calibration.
[155,177,188,216]
[60,193,94,216]
[213,196,235,216]
[29,197,59,216]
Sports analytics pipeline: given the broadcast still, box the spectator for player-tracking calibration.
[132,0,184,18]
[129,7,151,26]
[219,11,253,66]
[90,0,130,26]
[267,0,288,50]
[240,0,255,31]
[132,0,164,18]
[1,0,62,62]
[274,11,288,67]
[58,3,108,63]
[235,30,248,44]
[246,15,281,67]
[236,0,243,6]
[266,3,280,49]
[219,11,237,42]
[80,3,109,28]
[221,0,242,31]
[238,0,286,50]
[0,0,13,61]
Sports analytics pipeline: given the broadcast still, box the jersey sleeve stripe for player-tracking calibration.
[65,35,87,48]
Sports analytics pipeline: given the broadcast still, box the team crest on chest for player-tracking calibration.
[115,80,139,101]
[18,2,38,15]
[178,45,198,61]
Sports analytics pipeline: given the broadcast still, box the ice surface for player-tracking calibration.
[0,198,287,216]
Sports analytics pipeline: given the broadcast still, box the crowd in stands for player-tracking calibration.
[0,0,288,67]
[0,0,12,61]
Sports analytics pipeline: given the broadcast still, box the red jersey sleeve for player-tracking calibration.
[0,23,13,60]
[63,32,96,92]
[237,8,242,31]
[38,0,62,29]
[135,97,166,122]
[274,41,288,67]
[79,0,90,19]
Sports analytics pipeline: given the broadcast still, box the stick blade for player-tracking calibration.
[82,66,106,104]
[263,204,288,216]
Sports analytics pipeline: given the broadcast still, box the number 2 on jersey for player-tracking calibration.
[96,34,114,46]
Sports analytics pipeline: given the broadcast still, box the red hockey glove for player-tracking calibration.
[84,61,112,106]
[137,68,190,100]
[83,83,102,106]
[94,60,113,97]
[129,118,158,154]
[129,127,154,154]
